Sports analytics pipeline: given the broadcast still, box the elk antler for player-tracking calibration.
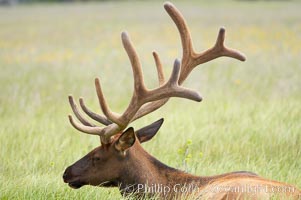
[130,2,246,121]
[68,2,246,144]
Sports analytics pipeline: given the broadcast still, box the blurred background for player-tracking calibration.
[0,0,300,199]
[0,0,296,5]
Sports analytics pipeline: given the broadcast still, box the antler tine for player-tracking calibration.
[164,2,193,64]
[193,27,246,66]
[168,58,181,86]
[79,98,112,126]
[68,115,104,136]
[94,78,122,126]
[164,2,246,84]
[141,59,202,103]
[122,32,147,94]
[131,52,167,121]
[69,95,96,127]
[152,51,165,86]
[211,27,246,61]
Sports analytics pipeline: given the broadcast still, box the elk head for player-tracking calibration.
[63,119,164,189]
[63,2,245,190]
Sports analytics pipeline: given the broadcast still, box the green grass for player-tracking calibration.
[0,1,300,199]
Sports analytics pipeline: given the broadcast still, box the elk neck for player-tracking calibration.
[116,141,211,196]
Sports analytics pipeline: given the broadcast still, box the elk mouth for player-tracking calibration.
[68,181,85,189]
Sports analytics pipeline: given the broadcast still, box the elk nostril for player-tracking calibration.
[63,171,69,182]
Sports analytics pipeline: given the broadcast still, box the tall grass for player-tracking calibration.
[0,1,300,199]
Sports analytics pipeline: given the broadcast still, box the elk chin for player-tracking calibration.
[68,181,86,189]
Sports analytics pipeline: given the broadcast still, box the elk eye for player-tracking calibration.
[93,157,101,162]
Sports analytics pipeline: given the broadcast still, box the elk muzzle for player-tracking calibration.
[63,166,86,189]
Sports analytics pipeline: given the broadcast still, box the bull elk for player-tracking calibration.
[63,2,301,199]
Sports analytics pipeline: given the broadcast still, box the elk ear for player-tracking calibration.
[115,127,136,152]
[136,118,164,143]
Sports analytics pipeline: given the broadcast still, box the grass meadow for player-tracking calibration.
[0,1,300,199]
